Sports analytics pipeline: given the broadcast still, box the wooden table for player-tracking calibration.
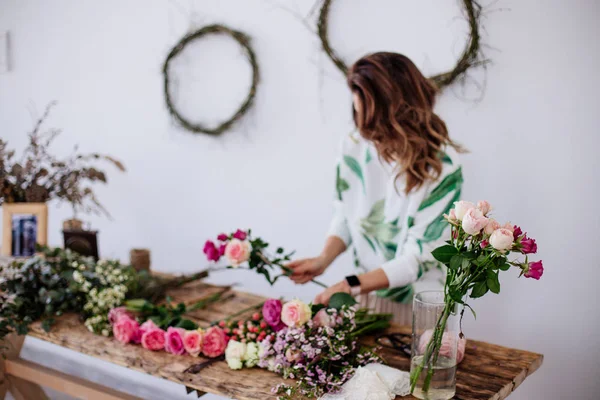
[0,280,543,400]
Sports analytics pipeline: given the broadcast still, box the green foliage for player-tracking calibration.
[126,298,198,330]
[328,292,357,310]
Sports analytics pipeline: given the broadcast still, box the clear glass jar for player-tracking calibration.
[410,291,462,400]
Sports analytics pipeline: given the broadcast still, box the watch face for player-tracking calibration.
[346,275,360,287]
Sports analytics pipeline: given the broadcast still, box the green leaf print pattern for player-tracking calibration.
[418,167,463,211]
[336,164,350,200]
[422,186,462,243]
[365,148,373,164]
[343,155,366,194]
[360,199,400,261]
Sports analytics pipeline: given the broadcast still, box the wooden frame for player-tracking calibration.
[1,203,48,257]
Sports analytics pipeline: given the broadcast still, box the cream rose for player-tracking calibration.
[224,239,251,267]
[476,200,492,216]
[453,201,475,220]
[225,340,247,370]
[461,208,489,235]
[484,218,500,235]
[281,299,312,327]
[489,228,514,252]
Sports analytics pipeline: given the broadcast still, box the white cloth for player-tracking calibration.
[320,363,411,400]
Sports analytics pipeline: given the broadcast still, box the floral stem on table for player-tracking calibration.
[210,301,266,326]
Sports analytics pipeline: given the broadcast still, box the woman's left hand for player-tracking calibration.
[314,280,351,305]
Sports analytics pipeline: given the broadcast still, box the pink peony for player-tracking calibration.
[312,308,335,328]
[263,299,286,331]
[202,327,228,358]
[165,327,186,355]
[183,330,204,357]
[520,235,537,254]
[418,330,467,364]
[477,200,492,216]
[453,201,475,220]
[204,240,221,262]
[461,208,489,235]
[281,299,311,327]
[232,229,247,240]
[524,261,544,280]
[141,328,166,351]
[484,218,500,235]
[113,316,139,344]
[108,307,134,325]
[217,233,229,241]
[489,228,514,252]
[513,225,523,240]
[224,239,251,267]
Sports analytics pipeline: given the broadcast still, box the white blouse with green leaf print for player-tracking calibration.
[327,133,463,304]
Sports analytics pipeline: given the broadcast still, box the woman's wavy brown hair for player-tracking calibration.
[348,52,463,194]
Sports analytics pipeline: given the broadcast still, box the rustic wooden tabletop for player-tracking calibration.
[27,280,543,400]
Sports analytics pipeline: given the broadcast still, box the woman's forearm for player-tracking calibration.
[358,268,390,293]
[319,236,347,266]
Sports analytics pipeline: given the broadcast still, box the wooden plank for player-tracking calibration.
[24,283,542,400]
[5,359,143,400]
[6,376,49,400]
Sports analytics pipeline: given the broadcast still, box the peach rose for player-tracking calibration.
[183,330,204,357]
[224,239,251,267]
[281,299,311,327]
[484,218,500,235]
[489,228,514,252]
[476,200,492,216]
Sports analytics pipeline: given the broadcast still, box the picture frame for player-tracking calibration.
[2,203,48,257]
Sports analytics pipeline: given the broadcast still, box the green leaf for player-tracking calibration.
[499,263,511,271]
[431,245,458,264]
[422,189,462,243]
[418,167,463,211]
[343,155,366,193]
[41,318,54,332]
[470,281,488,298]
[329,292,358,310]
[175,319,198,330]
[335,164,350,200]
[311,303,326,314]
[487,271,501,294]
[449,255,463,271]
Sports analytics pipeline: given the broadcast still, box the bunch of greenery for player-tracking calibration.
[0,246,207,341]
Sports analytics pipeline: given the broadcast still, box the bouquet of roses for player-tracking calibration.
[221,294,391,399]
[410,200,544,395]
[204,229,326,288]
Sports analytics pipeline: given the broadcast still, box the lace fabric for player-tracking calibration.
[320,363,411,400]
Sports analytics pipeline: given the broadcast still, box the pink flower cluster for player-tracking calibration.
[109,309,227,358]
[445,200,544,280]
[204,229,251,267]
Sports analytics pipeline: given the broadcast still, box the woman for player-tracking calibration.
[289,53,464,324]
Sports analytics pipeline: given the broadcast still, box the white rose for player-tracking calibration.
[244,342,259,367]
[489,228,514,252]
[453,201,475,220]
[225,340,247,365]
[226,358,243,370]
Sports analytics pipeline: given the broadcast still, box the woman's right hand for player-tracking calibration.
[288,256,329,284]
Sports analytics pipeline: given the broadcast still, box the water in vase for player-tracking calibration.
[410,355,457,400]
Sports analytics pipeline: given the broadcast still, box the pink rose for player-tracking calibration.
[524,261,544,280]
[480,240,489,249]
[484,218,500,235]
[461,208,489,235]
[476,200,492,216]
[113,316,139,344]
[418,330,467,364]
[165,327,186,355]
[312,308,335,328]
[224,239,251,267]
[489,228,514,252]
[502,222,515,233]
[281,299,311,327]
[108,307,134,325]
[232,229,247,240]
[204,240,221,262]
[262,299,286,331]
[183,330,204,357]
[217,233,229,241]
[520,235,537,254]
[219,243,226,256]
[202,327,228,358]
[141,328,166,351]
[132,319,160,344]
[443,209,457,223]
[513,225,523,240]
[453,201,475,220]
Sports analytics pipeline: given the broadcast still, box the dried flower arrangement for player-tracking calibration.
[0,102,125,216]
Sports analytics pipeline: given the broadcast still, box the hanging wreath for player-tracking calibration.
[317,0,487,91]
[163,24,259,135]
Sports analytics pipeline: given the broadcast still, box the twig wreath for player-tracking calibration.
[317,0,487,91]
[162,24,259,135]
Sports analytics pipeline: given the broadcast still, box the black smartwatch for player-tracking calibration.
[345,275,361,296]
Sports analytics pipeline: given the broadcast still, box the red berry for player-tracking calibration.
[219,321,226,327]
[260,321,267,329]
[252,312,260,321]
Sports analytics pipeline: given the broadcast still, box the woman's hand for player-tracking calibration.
[314,280,351,305]
[288,256,329,284]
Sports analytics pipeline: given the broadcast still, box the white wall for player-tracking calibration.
[1,0,599,399]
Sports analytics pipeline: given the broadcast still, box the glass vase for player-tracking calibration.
[410,291,462,400]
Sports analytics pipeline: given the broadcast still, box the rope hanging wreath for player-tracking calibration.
[163,24,259,135]
[317,0,487,91]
